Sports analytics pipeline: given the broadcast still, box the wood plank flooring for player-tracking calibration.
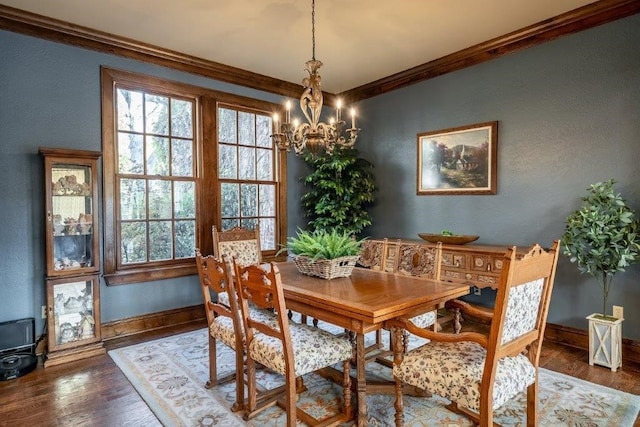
[1,320,639,426]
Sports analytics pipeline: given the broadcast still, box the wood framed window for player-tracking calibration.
[101,68,286,285]
[217,104,278,252]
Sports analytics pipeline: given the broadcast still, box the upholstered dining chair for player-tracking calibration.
[371,242,442,366]
[212,225,261,268]
[387,241,560,427]
[194,249,278,412]
[213,225,307,324]
[394,242,442,330]
[233,260,354,427]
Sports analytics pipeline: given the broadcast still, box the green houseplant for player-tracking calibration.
[561,179,640,319]
[283,228,364,279]
[301,147,375,236]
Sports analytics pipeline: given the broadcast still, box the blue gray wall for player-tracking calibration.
[1,12,639,340]
[357,13,640,338]
[0,29,298,335]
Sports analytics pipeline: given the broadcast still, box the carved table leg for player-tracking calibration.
[453,308,463,334]
[393,327,405,426]
[356,332,367,426]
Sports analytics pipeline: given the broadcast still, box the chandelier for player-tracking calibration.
[271,0,360,155]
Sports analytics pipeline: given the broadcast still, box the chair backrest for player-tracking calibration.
[395,242,442,279]
[212,225,261,267]
[357,239,387,270]
[485,241,560,372]
[233,261,294,374]
[195,249,242,336]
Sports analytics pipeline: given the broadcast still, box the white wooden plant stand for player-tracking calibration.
[587,313,623,372]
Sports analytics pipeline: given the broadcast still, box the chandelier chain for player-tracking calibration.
[311,0,316,60]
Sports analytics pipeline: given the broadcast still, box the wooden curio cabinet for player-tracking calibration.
[39,148,105,367]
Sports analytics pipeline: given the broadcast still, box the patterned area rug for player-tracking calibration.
[108,327,640,426]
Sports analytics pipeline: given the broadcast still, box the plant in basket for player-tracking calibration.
[282,228,364,279]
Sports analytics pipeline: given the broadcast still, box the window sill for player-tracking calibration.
[104,263,197,285]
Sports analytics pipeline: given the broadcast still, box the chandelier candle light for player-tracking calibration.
[271,0,360,155]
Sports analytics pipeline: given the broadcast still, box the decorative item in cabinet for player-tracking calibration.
[44,274,105,367]
[39,148,101,277]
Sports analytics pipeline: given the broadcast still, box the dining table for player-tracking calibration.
[276,262,470,426]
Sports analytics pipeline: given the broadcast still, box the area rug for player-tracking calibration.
[108,327,640,426]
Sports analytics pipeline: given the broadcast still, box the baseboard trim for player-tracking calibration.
[100,310,640,366]
[102,305,206,341]
[545,322,640,366]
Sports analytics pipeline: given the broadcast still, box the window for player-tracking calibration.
[101,68,286,285]
[217,105,277,251]
[117,89,196,264]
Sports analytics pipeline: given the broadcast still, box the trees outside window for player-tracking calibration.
[101,68,286,285]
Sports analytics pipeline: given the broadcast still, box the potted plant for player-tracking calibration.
[283,228,364,279]
[301,147,375,236]
[561,179,640,370]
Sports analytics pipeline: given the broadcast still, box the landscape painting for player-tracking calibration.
[417,121,498,195]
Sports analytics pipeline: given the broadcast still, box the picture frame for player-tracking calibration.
[417,121,498,195]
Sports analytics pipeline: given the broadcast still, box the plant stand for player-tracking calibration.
[587,313,623,372]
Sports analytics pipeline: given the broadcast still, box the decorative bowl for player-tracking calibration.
[418,233,479,245]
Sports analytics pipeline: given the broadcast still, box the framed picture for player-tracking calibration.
[417,121,498,195]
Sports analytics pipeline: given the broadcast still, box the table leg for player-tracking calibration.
[356,332,367,426]
[453,308,463,334]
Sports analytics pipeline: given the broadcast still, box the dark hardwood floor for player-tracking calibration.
[1,320,639,426]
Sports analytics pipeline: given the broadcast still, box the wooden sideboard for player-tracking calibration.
[439,243,521,289]
[379,239,522,290]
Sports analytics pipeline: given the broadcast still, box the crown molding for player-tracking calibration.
[1,1,638,102]
[0,4,303,99]
[339,0,640,102]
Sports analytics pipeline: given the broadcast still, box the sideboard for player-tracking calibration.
[380,238,524,290]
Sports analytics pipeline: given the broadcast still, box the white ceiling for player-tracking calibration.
[2,0,596,93]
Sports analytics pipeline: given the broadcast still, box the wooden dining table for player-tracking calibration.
[276,262,470,426]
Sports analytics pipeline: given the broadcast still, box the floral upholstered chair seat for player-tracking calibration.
[248,321,353,377]
[394,340,535,412]
[407,311,436,329]
[209,306,278,351]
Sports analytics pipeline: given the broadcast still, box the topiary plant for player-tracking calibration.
[561,179,640,318]
[301,147,375,236]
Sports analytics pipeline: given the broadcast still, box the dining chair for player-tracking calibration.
[372,242,442,366]
[194,249,245,411]
[357,238,387,270]
[233,259,354,427]
[387,241,560,427]
[212,224,261,268]
[213,225,307,324]
[195,249,278,412]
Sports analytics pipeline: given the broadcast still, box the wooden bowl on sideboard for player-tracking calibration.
[418,233,480,245]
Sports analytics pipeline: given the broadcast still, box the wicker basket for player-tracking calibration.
[292,255,360,279]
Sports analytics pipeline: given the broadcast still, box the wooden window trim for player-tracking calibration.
[101,67,286,285]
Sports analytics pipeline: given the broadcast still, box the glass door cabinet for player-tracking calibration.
[39,148,105,367]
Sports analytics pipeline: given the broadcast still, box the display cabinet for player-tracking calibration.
[39,148,105,367]
[41,148,100,277]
